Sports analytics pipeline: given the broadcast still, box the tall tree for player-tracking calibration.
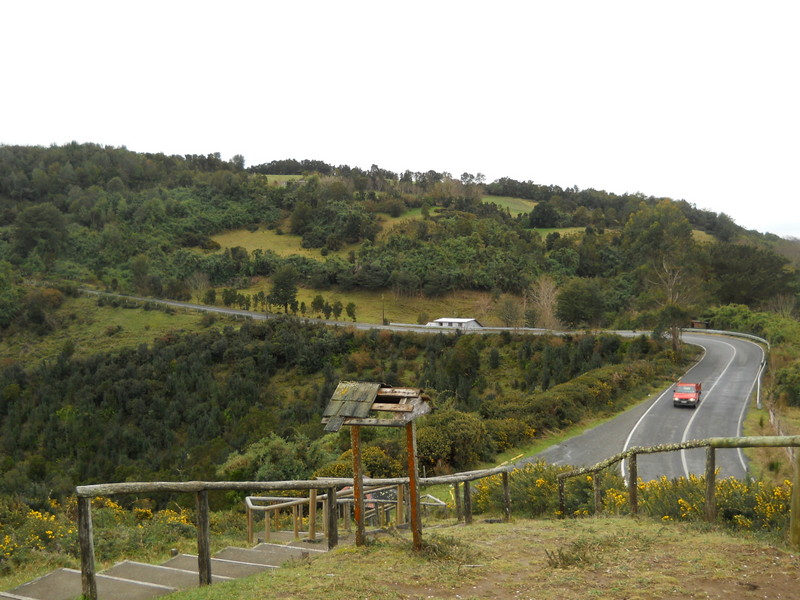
[267,265,299,313]
[12,203,68,264]
[622,201,702,355]
[526,275,561,329]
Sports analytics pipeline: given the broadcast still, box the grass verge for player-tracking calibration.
[164,517,800,600]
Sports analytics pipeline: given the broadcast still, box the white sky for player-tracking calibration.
[2,1,798,238]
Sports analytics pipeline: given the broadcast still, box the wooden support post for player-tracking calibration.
[327,486,339,550]
[406,421,422,551]
[78,496,97,600]
[196,490,212,586]
[558,479,566,518]
[454,482,463,522]
[628,453,638,515]
[502,470,511,522]
[593,471,602,515]
[293,505,300,539]
[273,506,280,532]
[790,447,800,550]
[351,426,366,547]
[705,446,717,522]
[344,501,351,532]
[308,489,318,542]
[246,505,254,544]
[463,480,473,525]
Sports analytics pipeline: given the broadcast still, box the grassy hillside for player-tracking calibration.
[0,295,213,364]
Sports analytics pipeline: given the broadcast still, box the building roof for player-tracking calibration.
[431,317,480,324]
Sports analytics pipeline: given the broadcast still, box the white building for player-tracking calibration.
[425,317,483,330]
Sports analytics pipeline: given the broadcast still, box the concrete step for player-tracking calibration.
[213,545,314,567]
[161,553,275,579]
[253,541,327,557]
[0,592,38,600]
[8,568,175,600]
[103,560,233,588]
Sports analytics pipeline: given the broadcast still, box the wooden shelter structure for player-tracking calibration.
[322,382,431,550]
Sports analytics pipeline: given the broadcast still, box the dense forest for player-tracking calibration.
[1,142,799,508]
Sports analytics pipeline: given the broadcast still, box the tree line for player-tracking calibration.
[0,311,680,505]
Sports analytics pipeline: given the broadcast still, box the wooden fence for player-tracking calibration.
[74,436,800,600]
[556,435,800,548]
[73,466,509,600]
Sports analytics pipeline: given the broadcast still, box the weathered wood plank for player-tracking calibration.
[377,388,422,398]
[371,403,414,412]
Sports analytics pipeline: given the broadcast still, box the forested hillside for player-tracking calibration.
[1,143,799,509]
[2,143,797,332]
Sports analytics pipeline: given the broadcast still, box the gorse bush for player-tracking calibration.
[473,460,626,518]
[603,474,793,533]
[473,463,794,538]
[0,496,208,574]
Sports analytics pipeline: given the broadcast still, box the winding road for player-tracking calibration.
[528,333,765,481]
[82,290,767,481]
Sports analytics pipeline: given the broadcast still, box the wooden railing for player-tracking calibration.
[75,437,800,600]
[556,435,800,548]
[244,485,447,544]
[74,466,509,600]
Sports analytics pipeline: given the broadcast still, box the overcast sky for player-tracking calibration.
[2,1,798,238]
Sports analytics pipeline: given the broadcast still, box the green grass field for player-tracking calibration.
[482,194,537,216]
[0,296,212,365]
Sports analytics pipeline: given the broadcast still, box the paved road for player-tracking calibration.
[527,333,765,481]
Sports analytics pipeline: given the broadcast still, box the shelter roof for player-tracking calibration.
[322,381,431,432]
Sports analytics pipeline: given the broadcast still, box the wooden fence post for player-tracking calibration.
[628,453,638,515]
[454,482,463,522]
[326,486,338,550]
[463,480,473,525]
[558,479,566,518]
[246,504,254,544]
[322,496,328,537]
[790,446,800,550]
[396,484,405,525]
[406,421,423,551]
[502,470,511,522]
[77,496,97,600]
[705,446,717,522]
[351,426,366,547]
[593,471,603,515]
[196,489,212,586]
[308,489,318,542]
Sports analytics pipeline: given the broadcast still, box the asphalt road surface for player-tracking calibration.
[525,333,765,482]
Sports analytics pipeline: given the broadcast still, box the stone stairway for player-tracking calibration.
[2,532,330,600]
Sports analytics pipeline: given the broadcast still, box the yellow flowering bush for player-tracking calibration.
[602,475,792,533]
[473,460,625,518]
